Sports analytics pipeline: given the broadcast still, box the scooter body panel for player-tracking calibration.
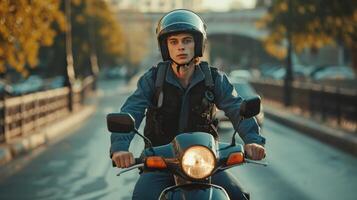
[159,183,230,200]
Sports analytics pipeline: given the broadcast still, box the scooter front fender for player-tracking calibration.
[159,183,230,200]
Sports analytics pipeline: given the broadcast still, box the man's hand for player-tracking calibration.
[112,151,134,168]
[244,143,265,160]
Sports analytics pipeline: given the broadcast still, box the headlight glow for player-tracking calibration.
[181,146,216,179]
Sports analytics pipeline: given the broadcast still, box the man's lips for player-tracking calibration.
[177,54,187,58]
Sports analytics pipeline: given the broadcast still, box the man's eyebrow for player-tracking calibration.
[182,36,193,40]
[168,36,193,40]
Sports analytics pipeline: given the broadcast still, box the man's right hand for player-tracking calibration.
[112,151,134,168]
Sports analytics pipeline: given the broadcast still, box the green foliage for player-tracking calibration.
[0,0,125,78]
[0,0,65,76]
[70,0,125,76]
[258,0,357,60]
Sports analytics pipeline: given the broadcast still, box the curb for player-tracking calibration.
[264,104,357,157]
[0,105,96,166]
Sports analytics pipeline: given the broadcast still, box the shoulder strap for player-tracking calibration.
[155,61,169,88]
[154,61,170,108]
[199,61,214,89]
[210,67,219,84]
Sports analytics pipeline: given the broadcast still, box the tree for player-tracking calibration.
[90,0,125,69]
[70,0,125,76]
[0,0,65,77]
[39,0,126,78]
[258,0,357,72]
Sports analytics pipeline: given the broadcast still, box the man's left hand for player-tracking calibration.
[244,143,265,160]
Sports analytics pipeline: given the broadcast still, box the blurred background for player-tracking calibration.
[0,0,356,200]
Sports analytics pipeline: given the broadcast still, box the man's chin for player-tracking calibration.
[174,59,191,65]
[173,61,186,65]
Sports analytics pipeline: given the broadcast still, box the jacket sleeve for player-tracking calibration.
[110,68,155,154]
[213,71,266,145]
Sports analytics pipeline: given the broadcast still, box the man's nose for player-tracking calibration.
[178,42,185,50]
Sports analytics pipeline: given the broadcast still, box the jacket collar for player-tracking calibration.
[166,64,205,91]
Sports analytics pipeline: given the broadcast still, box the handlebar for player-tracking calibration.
[116,163,144,176]
[243,153,267,166]
[112,158,144,176]
[244,158,268,166]
[112,158,143,168]
[135,158,142,164]
[115,158,144,176]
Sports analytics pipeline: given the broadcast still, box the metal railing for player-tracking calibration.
[0,76,95,143]
[250,79,357,129]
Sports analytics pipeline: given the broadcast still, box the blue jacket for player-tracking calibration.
[110,65,265,153]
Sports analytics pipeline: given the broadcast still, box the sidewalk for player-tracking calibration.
[0,105,96,166]
[263,103,357,157]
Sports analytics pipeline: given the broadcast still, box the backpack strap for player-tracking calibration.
[199,61,214,89]
[154,61,170,108]
[197,62,220,137]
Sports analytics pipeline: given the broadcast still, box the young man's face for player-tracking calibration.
[167,33,195,65]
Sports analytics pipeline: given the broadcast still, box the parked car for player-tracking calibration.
[105,67,127,79]
[262,64,315,80]
[311,65,355,80]
[260,65,282,79]
[0,79,13,96]
[229,69,253,81]
[47,76,66,89]
[12,75,44,95]
[215,80,264,127]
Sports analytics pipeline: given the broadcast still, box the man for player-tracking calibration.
[110,9,266,199]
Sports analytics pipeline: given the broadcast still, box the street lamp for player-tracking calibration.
[284,0,294,106]
[88,0,99,90]
[65,0,76,111]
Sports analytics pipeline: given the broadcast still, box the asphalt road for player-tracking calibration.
[0,79,356,200]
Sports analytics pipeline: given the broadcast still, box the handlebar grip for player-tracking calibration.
[135,158,143,165]
[244,152,266,160]
[112,158,143,167]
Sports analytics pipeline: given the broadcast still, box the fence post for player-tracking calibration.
[336,87,341,125]
[20,96,25,137]
[308,86,314,117]
[320,85,326,122]
[0,93,5,142]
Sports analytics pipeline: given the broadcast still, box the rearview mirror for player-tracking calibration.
[239,96,261,119]
[106,113,135,133]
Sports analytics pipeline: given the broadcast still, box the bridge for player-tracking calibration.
[117,8,268,40]
[117,8,270,67]
[203,9,268,39]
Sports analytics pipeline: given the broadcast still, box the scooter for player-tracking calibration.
[107,96,267,200]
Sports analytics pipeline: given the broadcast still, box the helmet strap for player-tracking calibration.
[172,57,195,74]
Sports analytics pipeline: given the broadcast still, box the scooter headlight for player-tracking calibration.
[181,146,216,179]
